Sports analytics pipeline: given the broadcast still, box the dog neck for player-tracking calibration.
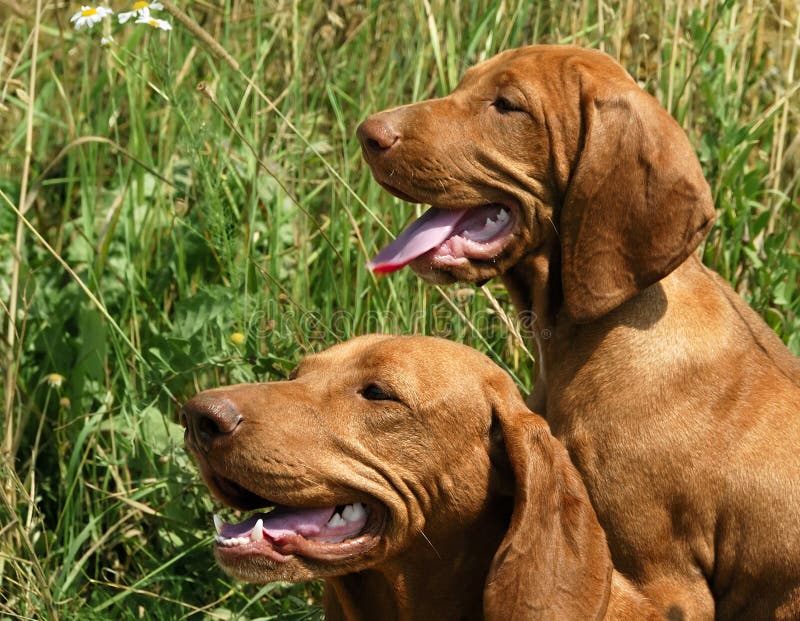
[501,247,687,414]
[502,251,800,417]
[501,246,561,413]
[323,502,509,620]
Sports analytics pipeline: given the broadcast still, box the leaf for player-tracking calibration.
[73,305,107,385]
[137,405,184,455]
[173,286,236,337]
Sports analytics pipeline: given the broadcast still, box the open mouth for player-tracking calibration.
[210,475,384,564]
[367,204,516,274]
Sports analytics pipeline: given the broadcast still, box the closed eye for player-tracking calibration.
[492,96,524,113]
[361,384,400,402]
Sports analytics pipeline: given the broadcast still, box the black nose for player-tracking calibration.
[357,116,400,153]
[182,394,242,452]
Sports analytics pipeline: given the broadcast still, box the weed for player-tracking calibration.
[1,1,797,618]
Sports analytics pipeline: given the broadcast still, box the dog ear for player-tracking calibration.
[483,386,613,620]
[560,74,715,323]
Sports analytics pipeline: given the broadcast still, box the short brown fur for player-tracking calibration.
[183,335,659,621]
[358,46,800,620]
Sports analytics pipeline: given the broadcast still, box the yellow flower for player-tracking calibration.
[45,373,65,388]
[230,332,246,345]
[69,5,114,30]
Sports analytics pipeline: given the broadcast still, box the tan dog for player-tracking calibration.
[357,46,800,620]
[182,335,659,620]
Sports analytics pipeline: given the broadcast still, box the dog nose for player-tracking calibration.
[182,394,242,452]
[357,116,400,153]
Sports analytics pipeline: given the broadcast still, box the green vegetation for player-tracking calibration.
[1,1,797,618]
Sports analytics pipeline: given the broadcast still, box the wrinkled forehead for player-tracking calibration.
[455,45,631,92]
[458,47,563,83]
[456,48,536,91]
[295,335,491,388]
[297,337,403,376]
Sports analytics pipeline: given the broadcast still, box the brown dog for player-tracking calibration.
[357,46,800,620]
[182,335,659,620]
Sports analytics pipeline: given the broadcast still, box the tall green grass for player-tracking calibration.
[1,1,797,618]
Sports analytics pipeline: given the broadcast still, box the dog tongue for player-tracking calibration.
[368,207,469,274]
[220,506,335,539]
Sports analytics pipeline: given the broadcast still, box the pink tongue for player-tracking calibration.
[368,207,469,274]
[221,506,335,539]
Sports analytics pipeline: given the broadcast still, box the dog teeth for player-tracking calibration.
[212,517,264,547]
[325,503,367,528]
[463,208,510,242]
[215,535,249,547]
[486,208,508,225]
[250,519,264,542]
[342,502,366,523]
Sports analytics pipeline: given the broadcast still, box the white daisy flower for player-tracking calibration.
[45,373,65,388]
[100,35,114,46]
[118,1,163,24]
[135,8,172,31]
[70,5,114,30]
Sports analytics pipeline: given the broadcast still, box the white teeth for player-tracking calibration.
[250,519,264,542]
[327,512,347,528]
[213,514,223,535]
[462,208,511,242]
[215,535,249,547]
[342,503,366,523]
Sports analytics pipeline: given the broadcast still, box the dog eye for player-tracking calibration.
[361,384,398,402]
[493,96,523,113]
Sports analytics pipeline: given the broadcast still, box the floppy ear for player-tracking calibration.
[560,75,715,322]
[483,402,613,620]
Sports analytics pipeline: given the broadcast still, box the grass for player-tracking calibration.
[0,0,798,618]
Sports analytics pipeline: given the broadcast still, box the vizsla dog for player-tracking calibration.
[182,335,659,620]
[357,46,800,620]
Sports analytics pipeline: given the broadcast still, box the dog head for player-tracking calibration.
[183,335,614,618]
[358,46,714,322]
